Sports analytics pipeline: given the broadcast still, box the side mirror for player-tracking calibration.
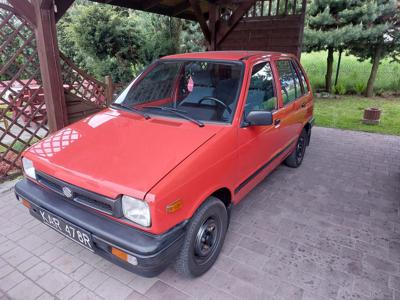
[245,110,273,126]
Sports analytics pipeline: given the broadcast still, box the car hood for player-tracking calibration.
[26,109,223,199]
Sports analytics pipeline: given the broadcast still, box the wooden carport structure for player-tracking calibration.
[0,0,306,177]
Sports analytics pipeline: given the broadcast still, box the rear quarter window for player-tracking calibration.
[276,60,302,105]
[293,61,309,94]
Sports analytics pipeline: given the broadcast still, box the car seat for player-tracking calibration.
[181,71,214,104]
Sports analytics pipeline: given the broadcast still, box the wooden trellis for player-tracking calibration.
[60,52,108,107]
[0,2,49,178]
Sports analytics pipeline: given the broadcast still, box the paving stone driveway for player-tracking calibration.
[0,127,399,300]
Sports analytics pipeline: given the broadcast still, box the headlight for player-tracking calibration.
[121,195,151,227]
[22,157,36,180]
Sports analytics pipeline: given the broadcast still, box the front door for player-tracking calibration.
[235,61,283,199]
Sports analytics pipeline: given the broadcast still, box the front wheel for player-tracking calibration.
[174,197,228,277]
[284,129,308,168]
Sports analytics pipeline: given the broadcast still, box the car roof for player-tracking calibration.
[162,51,294,61]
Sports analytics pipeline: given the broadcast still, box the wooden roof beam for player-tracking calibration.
[143,0,161,10]
[216,0,257,45]
[8,0,36,27]
[189,0,210,43]
[55,0,75,22]
[214,0,249,4]
[171,1,191,17]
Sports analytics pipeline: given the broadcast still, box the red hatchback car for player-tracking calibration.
[16,51,313,277]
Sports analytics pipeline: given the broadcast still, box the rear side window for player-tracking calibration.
[293,61,309,94]
[276,60,301,105]
[244,62,276,117]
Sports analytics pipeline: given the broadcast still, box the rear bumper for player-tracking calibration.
[15,179,186,277]
[309,117,315,127]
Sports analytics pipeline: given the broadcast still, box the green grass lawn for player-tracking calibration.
[301,51,400,93]
[314,96,400,135]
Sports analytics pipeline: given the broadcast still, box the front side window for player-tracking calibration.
[276,60,301,105]
[244,62,276,117]
[115,60,243,123]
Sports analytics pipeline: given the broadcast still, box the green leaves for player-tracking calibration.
[57,3,205,83]
[305,0,381,49]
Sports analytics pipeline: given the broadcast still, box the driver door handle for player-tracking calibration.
[274,119,281,127]
[301,102,306,108]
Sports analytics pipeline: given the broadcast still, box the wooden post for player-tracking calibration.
[189,0,211,46]
[208,3,218,51]
[54,0,75,22]
[296,0,307,58]
[32,0,68,131]
[105,75,114,105]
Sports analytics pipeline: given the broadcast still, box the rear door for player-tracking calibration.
[292,59,313,122]
[273,59,304,144]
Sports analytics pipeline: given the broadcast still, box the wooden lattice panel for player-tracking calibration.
[0,3,49,178]
[60,52,108,107]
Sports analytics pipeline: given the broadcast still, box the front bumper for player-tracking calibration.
[15,179,187,277]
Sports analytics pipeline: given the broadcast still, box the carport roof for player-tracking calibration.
[89,0,211,21]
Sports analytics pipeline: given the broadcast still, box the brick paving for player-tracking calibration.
[0,127,399,300]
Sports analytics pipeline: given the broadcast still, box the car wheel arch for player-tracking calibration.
[189,187,233,221]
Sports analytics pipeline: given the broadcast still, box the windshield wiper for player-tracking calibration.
[143,106,204,127]
[110,103,151,119]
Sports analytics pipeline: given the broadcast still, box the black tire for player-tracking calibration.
[285,129,308,168]
[174,197,228,277]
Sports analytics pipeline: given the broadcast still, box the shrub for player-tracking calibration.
[333,83,347,95]
[389,78,400,91]
[354,82,366,95]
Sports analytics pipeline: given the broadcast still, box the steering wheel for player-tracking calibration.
[198,96,232,114]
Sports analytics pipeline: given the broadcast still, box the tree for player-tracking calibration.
[133,12,182,66]
[304,0,377,92]
[57,2,204,82]
[348,0,399,97]
[59,3,142,83]
[180,21,206,53]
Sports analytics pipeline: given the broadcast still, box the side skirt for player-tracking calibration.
[234,140,296,195]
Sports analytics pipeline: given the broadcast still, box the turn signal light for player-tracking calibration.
[166,200,182,213]
[21,199,31,209]
[111,247,138,265]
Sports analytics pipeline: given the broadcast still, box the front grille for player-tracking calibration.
[36,171,122,217]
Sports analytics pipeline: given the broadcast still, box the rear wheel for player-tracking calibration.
[285,129,307,168]
[175,197,228,277]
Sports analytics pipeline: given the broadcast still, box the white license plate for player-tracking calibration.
[39,208,94,251]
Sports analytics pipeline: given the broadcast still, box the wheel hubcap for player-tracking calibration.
[195,218,218,258]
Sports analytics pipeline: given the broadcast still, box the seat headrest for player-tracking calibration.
[192,71,212,86]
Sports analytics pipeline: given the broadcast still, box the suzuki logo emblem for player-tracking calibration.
[62,186,73,198]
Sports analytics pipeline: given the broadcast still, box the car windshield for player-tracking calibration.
[114,60,243,124]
